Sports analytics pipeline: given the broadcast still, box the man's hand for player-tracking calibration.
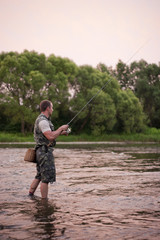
[61,130,68,136]
[60,125,69,131]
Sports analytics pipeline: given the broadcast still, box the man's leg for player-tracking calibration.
[29,179,41,195]
[40,182,48,198]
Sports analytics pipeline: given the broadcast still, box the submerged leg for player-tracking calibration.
[40,182,49,199]
[29,179,41,196]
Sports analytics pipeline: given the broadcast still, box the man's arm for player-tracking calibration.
[43,125,69,141]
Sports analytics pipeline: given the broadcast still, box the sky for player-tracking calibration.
[0,0,160,68]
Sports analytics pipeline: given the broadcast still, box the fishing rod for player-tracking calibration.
[125,38,150,64]
[68,79,112,125]
[66,39,150,134]
[66,77,112,133]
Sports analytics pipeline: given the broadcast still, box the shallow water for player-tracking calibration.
[0,145,160,240]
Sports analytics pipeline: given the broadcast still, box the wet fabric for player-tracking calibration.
[35,145,56,183]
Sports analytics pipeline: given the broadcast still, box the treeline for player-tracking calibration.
[98,60,160,129]
[0,50,159,135]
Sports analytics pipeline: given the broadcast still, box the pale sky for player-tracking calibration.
[0,0,160,67]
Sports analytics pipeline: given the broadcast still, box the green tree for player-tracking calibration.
[130,60,160,127]
[99,59,160,129]
[89,88,116,135]
[45,55,78,126]
[114,60,131,89]
[0,51,148,135]
[70,65,118,134]
[0,51,46,133]
[115,89,146,133]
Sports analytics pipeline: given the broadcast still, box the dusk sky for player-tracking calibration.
[0,0,160,67]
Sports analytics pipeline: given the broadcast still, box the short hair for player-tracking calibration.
[40,100,51,112]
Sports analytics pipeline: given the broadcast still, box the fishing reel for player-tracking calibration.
[66,127,71,134]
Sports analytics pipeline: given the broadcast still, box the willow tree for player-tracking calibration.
[69,65,118,134]
[0,51,47,133]
[69,64,146,135]
[45,54,78,126]
[115,89,146,133]
[130,60,160,128]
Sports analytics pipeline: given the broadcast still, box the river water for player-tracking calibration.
[0,144,160,240]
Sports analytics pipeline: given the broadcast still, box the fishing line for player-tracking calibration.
[125,38,151,64]
[66,39,150,133]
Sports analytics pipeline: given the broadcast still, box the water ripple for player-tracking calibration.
[0,146,160,239]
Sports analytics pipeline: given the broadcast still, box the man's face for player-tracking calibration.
[48,103,53,116]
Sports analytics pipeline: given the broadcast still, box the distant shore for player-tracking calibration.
[0,128,160,149]
[0,141,157,145]
[0,141,159,150]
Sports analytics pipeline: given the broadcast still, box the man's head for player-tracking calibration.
[40,100,53,117]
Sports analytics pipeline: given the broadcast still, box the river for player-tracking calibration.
[0,144,160,240]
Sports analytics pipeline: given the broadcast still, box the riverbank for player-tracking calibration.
[0,141,159,150]
[0,128,160,143]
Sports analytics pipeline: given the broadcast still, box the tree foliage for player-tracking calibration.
[0,51,47,133]
[0,51,150,135]
[115,90,146,133]
[110,59,160,128]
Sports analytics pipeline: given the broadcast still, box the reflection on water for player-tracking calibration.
[0,145,160,240]
[0,198,65,239]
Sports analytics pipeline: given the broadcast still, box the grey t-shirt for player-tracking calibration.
[39,120,51,133]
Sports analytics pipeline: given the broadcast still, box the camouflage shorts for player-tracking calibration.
[35,145,56,183]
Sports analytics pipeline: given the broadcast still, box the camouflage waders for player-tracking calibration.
[34,114,56,183]
[35,145,56,183]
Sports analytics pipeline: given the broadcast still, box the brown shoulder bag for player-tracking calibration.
[24,148,36,163]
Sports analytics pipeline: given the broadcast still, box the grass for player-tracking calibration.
[0,132,34,142]
[0,128,160,143]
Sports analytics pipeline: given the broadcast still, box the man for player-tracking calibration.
[29,100,69,199]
